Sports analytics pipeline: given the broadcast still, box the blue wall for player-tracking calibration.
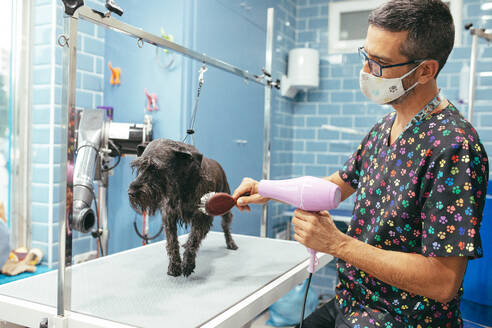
[191,0,273,236]
[103,0,188,254]
[104,0,275,252]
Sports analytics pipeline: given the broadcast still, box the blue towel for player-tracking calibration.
[0,265,52,285]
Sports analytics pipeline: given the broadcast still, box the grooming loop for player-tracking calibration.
[183,63,208,144]
[57,34,69,47]
[155,27,176,69]
[133,211,164,244]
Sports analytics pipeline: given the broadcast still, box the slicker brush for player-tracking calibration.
[198,192,237,216]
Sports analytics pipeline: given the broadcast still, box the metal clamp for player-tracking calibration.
[105,0,123,16]
[465,23,492,42]
[61,0,84,16]
[268,79,281,90]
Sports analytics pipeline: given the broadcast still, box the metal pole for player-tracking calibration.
[72,6,269,86]
[467,33,478,124]
[261,8,274,238]
[58,14,78,317]
[9,0,33,250]
[465,24,492,124]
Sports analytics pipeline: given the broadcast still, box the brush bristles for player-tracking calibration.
[198,192,236,216]
[198,192,216,214]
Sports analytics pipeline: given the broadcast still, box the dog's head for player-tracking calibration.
[128,139,203,215]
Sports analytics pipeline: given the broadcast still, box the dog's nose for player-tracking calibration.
[128,190,136,198]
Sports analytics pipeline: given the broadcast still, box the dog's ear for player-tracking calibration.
[174,149,202,165]
[130,156,144,173]
[191,151,203,165]
[136,143,148,157]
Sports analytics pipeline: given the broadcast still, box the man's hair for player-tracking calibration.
[368,0,454,78]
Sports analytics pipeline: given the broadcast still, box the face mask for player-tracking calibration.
[359,63,423,105]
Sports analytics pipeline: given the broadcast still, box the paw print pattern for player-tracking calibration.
[336,103,487,326]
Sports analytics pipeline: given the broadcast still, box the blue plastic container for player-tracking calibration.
[461,181,492,325]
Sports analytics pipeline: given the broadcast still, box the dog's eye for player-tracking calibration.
[175,151,192,160]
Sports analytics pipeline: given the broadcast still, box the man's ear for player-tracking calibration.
[418,59,440,83]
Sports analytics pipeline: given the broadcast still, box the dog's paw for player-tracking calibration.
[181,262,195,277]
[167,262,182,277]
[226,240,238,250]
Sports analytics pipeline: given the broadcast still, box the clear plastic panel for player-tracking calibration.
[0,0,10,230]
[61,2,298,327]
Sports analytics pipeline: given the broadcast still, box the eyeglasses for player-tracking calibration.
[358,47,424,77]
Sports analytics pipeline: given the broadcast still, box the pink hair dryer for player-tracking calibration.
[258,176,342,273]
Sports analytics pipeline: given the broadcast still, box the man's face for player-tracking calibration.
[363,25,420,104]
[363,25,413,79]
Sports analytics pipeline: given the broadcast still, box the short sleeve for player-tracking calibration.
[420,141,489,258]
[339,130,374,190]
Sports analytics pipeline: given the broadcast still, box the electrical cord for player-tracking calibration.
[133,217,164,242]
[91,189,105,257]
[101,139,121,172]
[299,273,312,328]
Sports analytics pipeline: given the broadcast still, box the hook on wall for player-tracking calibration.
[57,35,69,48]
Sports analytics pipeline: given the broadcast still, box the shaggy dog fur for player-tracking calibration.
[128,139,237,277]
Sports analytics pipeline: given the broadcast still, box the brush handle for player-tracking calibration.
[257,176,341,211]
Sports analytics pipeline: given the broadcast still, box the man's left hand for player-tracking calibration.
[292,209,345,255]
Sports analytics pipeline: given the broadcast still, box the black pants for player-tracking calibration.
[295,298,352,328]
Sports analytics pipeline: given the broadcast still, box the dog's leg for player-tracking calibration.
[221,212,238,250]
[162,215,182,276]
[182,222,208,277]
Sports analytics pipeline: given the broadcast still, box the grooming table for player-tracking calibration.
[0,232,332,328]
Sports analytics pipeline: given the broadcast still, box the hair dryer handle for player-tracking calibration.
[307,248,318,273]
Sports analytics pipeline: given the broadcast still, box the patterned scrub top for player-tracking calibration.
[337,103,489,327]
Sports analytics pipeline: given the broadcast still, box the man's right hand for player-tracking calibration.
[232,177,270,212]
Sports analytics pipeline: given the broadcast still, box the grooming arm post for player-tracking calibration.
[73,110,105,233]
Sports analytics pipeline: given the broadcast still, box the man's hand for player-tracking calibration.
[292,210,345,254]
[293,208,468,303]
[232,177,270,212]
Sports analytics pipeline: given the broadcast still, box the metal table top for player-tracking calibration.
[0,232,332,328]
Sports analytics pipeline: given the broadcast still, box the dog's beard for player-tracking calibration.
[128,182,163,216]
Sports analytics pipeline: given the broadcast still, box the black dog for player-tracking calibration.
[128,139,238,277]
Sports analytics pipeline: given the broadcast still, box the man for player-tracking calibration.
[232,0,488,326]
